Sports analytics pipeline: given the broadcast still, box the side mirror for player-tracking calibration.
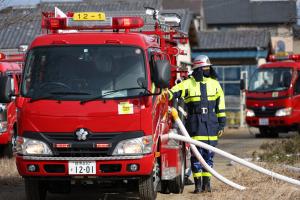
[0,76,13,103]
[152,60,171,89]
[240,79,245,91]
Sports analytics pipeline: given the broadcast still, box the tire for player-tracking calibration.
[48,180,71,194]
[258,127,279,138]
[138,174,157,200]
[160,180,170,194]
[138,160,159,200]
[3,142,13,158]
[2,127,17,158]
[25,178,47,200]
[168,148,185,194]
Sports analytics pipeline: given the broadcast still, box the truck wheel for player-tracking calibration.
[48,180,71,194]
[258,128,278,138]
[160,180,170,194]
[138,160,159,200]
[3,142,13,158]
[270,130,279,138]
[2,127,17,158]
[297,125,300,135]
[25,178,47,200]
[168,148,185,194]
[139,174,157,200]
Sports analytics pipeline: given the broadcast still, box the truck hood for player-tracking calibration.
[20,100,142,133]
[246,90,290,99]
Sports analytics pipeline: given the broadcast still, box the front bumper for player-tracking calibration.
[246,116,295,128]
[16,154,154,177]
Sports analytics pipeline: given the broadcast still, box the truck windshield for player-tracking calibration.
[248,67,292,92]
[21,45,147,100]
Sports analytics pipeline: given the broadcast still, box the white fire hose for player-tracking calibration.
[167,108,246,190]
[163,108,300,189]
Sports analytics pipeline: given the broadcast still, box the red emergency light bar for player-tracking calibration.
[0,53,24,62]
[0,53,6,60]
[42,13,144,31]
[268,54,300,62]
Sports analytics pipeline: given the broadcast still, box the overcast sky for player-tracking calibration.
[1,0,81,7]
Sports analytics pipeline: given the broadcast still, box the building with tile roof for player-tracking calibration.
[0,0,192,55]
[204,0,296,25]
[190,0,297,127]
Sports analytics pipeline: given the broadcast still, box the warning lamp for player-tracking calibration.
[53,143,71,148]
[288,54,300,61]
[268,53,300,62]
[0,53,6,60]
[95,143,111,149]
[112,17,144,29]
[42,13,144,31]
[48,18,67,30]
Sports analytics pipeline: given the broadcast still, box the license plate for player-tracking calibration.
[68,161,96,175]
[73,12,106,21]
[259,118,269,125]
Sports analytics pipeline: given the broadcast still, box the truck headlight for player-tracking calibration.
[275,107,292,117]
[112,135,153,155]
[16,137,53,156]
[246,109,255,117]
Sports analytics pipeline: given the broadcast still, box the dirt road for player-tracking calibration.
[1,128,299,200]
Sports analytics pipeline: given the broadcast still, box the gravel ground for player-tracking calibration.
[0,127,299,200]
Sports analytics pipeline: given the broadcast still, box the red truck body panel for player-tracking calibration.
[0,61,22,145]
[13,12,190,198]
[16,28,183,176]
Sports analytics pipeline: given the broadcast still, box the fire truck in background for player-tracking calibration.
[0,53,23,157]
[0,8,190,200]
[243,53,300,137]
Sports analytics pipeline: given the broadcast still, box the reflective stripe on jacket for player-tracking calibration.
[168,76,226,145]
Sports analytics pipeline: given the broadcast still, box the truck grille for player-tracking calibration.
[42,133,119,157]
[53,148,109,157]
[251,107,282,117]
[23,131,144,157]
[43,133,118,141]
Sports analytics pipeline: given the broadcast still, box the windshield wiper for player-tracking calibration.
[50,91,91,95]
[80,87,145,104]
[30,91,91,103]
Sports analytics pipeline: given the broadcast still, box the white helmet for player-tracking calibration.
[192,55,212,69]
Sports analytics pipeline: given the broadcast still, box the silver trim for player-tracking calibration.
[23,155,143,161]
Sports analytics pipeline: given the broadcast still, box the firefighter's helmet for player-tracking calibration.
[192,55,212,69]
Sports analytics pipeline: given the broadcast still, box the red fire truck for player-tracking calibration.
[244,53,300,137]
[0,9,189,199]
[0,53,23,158]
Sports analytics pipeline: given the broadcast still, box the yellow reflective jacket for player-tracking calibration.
[168,76,226,145]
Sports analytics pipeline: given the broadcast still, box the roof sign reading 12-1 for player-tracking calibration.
[73,12,106,21]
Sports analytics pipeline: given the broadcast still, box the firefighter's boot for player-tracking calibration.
[193,177,202,193]
[202,176,211,192]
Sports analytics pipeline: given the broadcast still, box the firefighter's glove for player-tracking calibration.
[218,129,224,138]
[158,90,169,103]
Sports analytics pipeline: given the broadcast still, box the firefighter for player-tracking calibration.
[162,55,226,193]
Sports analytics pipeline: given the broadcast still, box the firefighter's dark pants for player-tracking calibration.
[191,146,215,177]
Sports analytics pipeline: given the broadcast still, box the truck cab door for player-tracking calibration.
[292,70,300,120]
